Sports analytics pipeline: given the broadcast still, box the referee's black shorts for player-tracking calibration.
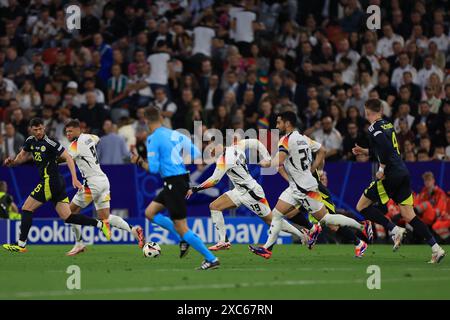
[364,173,413,206]
[153,173,190,220]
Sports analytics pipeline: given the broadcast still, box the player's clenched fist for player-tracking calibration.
[3,157,15,167]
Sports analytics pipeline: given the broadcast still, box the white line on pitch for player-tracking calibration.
[2,277,450,299]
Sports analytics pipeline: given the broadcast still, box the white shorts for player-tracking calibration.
[225,185,271,217]
[279,186,324,214]
[72,176,111,210]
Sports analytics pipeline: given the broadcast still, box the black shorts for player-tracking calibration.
[153,174,190,220]
[317,182,336,214]
[364,174,413,206]
[30,174,69,205]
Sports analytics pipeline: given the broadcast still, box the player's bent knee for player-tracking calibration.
[97,209,110,220]
[271,208,284,220]
[209,202,219,211]
[356,200,368,212]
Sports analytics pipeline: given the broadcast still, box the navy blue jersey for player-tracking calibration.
[367,119,409,177]
[23,135,65,180]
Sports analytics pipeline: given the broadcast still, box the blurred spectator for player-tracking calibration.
[3,47,27,79]
[10,108,28,137]
[415,172,449,241]
[153,87,177,129]
[126,62,153,112]
[342,122,368,161]
[0,122,24,161]
[107,64,129,121]
[394,103,414,132]
[312,116,343,161]
[0,0,446,167]
[117,117,136,151]
[78,91,109,136]
[15,79,41,112]
[147,40,171,92]
[97,120,130,165]
[212,105,231,136]
[0,180,20,220]
[376,23,404,58]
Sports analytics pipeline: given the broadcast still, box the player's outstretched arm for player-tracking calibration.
[186,159,227,199]
[3,149,30,167]
[60,150,83,190]
[259,150,287,170]
[131,153,150,171]
[352,143,369,156]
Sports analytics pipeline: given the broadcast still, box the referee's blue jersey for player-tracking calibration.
[146,127,201,178]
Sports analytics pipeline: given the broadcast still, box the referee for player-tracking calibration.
[132,107,219,270]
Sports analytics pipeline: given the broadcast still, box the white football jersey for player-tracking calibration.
[68,133,106,179]
[278,131,322,192]
[198,139,270,193]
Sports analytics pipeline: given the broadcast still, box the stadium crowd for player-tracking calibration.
[0,0,449,164]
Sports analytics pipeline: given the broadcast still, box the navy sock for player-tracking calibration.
[337,226,360,245]
[183,230,217,262]
[360,206,396,231]
[409,216,437,247]
[19,210,33,243]
[153,213,181,242]
[288,213,313,230]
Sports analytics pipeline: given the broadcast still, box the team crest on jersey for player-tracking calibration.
[31,146,34,150]
[41,146,46,152]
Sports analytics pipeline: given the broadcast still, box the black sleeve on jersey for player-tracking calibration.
[45,137,65,157]
[370,125,391,165]
[22,137,33,152]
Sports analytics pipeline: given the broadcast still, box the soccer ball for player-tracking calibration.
[143,242,161,258]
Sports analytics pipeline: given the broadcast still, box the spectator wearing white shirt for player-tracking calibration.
[376,23,404,58]
[362,41,380,76]
[192,16,216,57]
[416,56,444,90]
[126,62,153,110]
[429,23,449,53]
[32,8,56,43]
[79,78,105,105]
[147,40,172,92]
[231,4,263,57]
[312,116,343,162]
[335,38,360,72]
[359,70,375,101]
[394,103,415,132]
[391,52,417,90]
[65,81,83,108]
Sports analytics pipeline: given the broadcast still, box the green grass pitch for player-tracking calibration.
[1,244,449,300]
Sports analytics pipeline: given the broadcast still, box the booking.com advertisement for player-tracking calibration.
[0,217,292,245]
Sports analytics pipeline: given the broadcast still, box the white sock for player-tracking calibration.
[263,209,283,249]
[390,225,404,235]
[281,220,305,238]
[71,224,83,245]
[432,243,440,252]
[18,240,26,248]
[321,213,363,231]
[108,215,132,232]
[211,210,227,242]
[96,220,103,229]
